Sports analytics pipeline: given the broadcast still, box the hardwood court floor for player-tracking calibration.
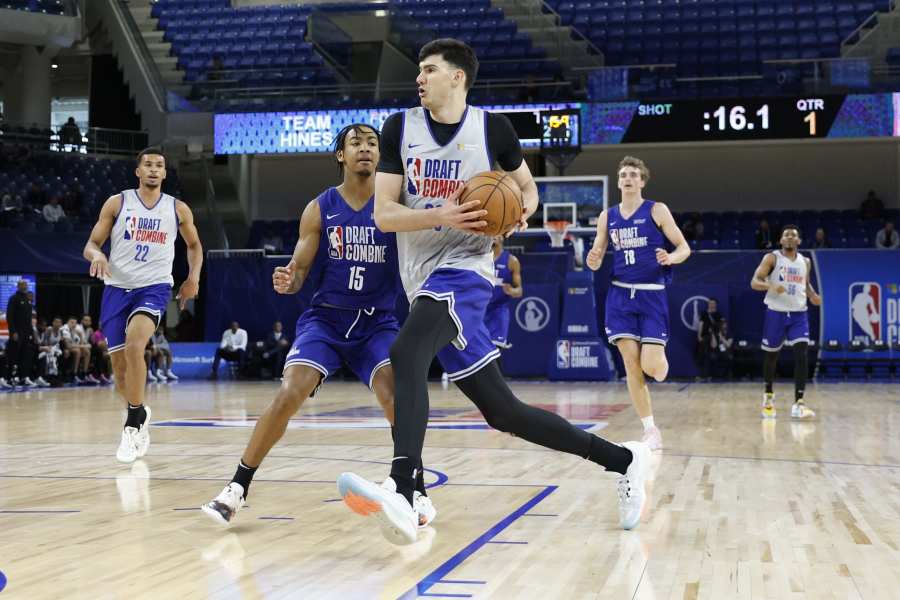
[0,380,898,599]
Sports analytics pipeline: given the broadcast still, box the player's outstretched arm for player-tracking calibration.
[651,202,691,266]
[750,253,780,293]
[374,172,487,233]
[805,257,822,305]
[586,210,609,271]
[176,200,203,309]
[83,194,120,280]
[274,199,322,295]
[503,254,523,298]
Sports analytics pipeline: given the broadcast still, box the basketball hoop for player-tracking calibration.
[547,220,570,248]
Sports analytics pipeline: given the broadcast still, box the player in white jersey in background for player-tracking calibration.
[750,225,821,419]
[83,147,203,462]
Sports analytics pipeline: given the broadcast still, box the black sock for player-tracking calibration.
[588,435,632,475]
[124,404,146,429]
[763,350,778,395]
[231,461,258,498]
[793,342,808,403]
[391,427,426,496]
[389,457,416,505]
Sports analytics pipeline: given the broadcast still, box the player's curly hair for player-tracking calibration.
[136,146,166,167]
[332,123,380,175]
[618,156,650,182]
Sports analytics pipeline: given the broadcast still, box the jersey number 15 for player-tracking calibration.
[349,266,366,291]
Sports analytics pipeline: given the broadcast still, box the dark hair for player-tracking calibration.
[418,38,479,90]
[332,123,380,175]
[136,146,166,167]
[781,224,801,237]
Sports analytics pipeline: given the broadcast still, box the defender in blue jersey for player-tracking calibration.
[587,156,691,452]
[202,125,436,528]
[485,237,522,349]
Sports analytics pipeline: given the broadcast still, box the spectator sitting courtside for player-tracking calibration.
[875,221,899,249]
[210,321,248,379]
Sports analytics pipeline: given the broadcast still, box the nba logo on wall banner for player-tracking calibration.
[680,295,711,332]
[556,340,570,368]
[849,282,882,342]
[327,226,343,260]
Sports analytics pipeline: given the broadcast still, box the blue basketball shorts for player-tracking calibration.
[100,283,172,353]
[604,283,669,346]
[414,268,500,381]
[284,306,399,389]
[761,308,809,351]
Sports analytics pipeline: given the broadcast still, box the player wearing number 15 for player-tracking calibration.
[586,157,691,451]
[83,147,203,463]
[202,124,437,528]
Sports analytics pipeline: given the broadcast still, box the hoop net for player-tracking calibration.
[546,220,570,248]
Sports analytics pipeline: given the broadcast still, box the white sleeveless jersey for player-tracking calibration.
[764,250,808,312]
[398,105,494,298]
[105,189,178,289]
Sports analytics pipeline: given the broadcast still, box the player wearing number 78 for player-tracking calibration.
[586,156,691,451]
[82,147,203,463]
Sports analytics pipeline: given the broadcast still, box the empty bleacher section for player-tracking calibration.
[147,0,569,111]
[1,0,71,16]
[546,0,889,98]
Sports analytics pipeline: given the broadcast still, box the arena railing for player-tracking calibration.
[0,122,149,157]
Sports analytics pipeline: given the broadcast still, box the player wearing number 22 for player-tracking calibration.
[83,147,203,463]
[202,124,437,528]
[587,157,691,452]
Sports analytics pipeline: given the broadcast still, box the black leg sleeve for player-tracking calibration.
[455,361,633,474]
[763,350,778,394]
[388,297,458,501]
[792,342,808,401]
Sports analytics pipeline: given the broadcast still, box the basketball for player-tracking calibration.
[458,171,523,236]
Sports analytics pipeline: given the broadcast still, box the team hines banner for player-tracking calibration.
[815,250,900,345]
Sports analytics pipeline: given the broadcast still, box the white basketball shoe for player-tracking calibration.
[337,473,418,545]
[202,482,245,525]
[617,440,651,530]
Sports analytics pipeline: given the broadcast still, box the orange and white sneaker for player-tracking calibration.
[641,426,663,452]
[790,402,815,419]
[337,473,417,545]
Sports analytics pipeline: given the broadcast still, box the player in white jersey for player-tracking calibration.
[750,225,821,419]
[83,148,203,462]
[336,38,651,546]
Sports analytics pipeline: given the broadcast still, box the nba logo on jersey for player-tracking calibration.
[124,216,136,241]
[556,340,570,369]
[406,157,422,195]
[326,226,343,260]
[849,282,881,342]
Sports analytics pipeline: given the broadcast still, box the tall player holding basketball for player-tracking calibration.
[336,39,651,546]
[202,125,435,527]
[83,147,202,462]
[586,157,691,452]
[751,225,820,419]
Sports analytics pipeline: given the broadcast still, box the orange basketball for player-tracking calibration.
[458,171,523,236]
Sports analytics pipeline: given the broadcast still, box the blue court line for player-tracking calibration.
[418,594,471,598]
[258,516,293,521]
[405,485,557,598]
[435,580,486,585]
[154,421,596,432]
[523,513,558,517]
[322,498,343,503]
[0,509,80,514]
[677,383,691,392]
[485,540,528,545]
[173,507,201,511]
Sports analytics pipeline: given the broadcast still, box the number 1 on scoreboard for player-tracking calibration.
[804,111,817,136]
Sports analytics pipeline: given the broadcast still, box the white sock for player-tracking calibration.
[641,416,655,431]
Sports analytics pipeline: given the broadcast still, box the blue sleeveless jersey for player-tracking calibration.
[487,250,513,308]
[607,200,672,285]
[310,187,401,311]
